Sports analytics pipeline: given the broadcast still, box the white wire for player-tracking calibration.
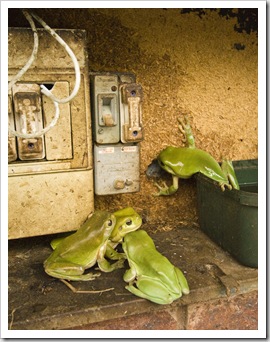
[8,99,60,139]
[8,10,60,138]
[8,10,81,138]
[29,11,81,104]
[8,9,39,91]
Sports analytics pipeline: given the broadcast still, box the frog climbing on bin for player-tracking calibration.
[154,115,239,196]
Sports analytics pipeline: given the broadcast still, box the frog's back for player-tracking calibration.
[160,146,226,180]
[124,230,177,275]
[124,230,183,294]
[51,211,113,262]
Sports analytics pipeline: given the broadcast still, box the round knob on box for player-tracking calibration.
[113,179,125,190]
[125,179,133,186]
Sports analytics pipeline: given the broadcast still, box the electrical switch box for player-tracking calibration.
[120,82,143,143]
[8,93,17,162]
[91,74,119,144]
[94,144,140,195]
[8,27,94,239]
[90,73,144,195]
[12,83,45,160]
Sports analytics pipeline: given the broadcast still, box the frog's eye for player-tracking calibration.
[126,219,132,226]
[107,219,113,226]
[159,161,165,167]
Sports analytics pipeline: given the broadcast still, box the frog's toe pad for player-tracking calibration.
[220,183,232,191]
[82,272,101,281]
[153,181,169,193]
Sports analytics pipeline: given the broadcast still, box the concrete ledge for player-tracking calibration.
[8,227,257,330]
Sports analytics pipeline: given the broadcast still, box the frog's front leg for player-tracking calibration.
[105,243,126,261]
[178,115,196,149]
[97,242,125,272]
[97,257,125,272]
[153,175,179,196]
[221,160,240,190]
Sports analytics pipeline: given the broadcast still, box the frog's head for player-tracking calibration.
[81,211,117,242]
[157,146,183,176]
[102,212,117,240]
[110,207,142,242]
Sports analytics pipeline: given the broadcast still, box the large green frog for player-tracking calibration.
[44,207,142,281]
[44,211,119,281]
[122,230,190,305]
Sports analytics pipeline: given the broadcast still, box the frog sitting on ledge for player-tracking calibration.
[154,115,239,196]
[44,207,142,282]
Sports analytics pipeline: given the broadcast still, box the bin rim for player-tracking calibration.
[195,173,258,207]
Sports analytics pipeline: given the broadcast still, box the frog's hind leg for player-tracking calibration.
[46,269,101,281]
[175,267,190,295]
[221,160,240,190]
[125,278,179,305]
[44,259,101,281]
[178,115,196,148]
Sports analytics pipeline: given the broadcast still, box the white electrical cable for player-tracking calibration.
[8,9,39,91]
[8,99,60,139]
[8,10,60,139]
[8,10,81,138]
[29,11,81,104]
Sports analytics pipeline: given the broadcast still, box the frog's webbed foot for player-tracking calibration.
[153,181,170,196]
[221,159,240,190]
[153,177,179,196]
[178,116,189,133]
[177,115,195,148]
[220,182,232,191]
[178,118,187,144]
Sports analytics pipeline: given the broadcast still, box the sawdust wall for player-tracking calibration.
[9,8,258,230]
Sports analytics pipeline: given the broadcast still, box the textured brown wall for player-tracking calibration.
[9,8,258,230]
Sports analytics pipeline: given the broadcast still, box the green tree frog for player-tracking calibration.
[105,207,143,260]
[49,207,143,261]
[44,211,125,281]
[122,230,190,305]
[154,116,239,195]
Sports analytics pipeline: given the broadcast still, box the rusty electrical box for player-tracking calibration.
[8,27,94,238]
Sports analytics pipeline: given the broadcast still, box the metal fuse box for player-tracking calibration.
[8,28,94,239]
[90,73,143,195]
[91,74,120,144]
[12,83,45,160]
[94,144,140,195]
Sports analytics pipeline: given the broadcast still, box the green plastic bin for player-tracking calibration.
[196,159,258,268]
